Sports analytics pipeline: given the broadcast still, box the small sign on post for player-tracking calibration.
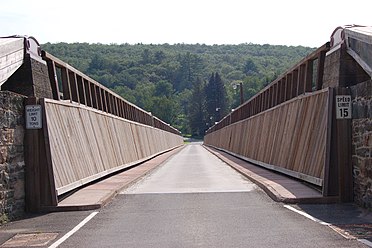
[26,105,42,129]
[336,95,352,119]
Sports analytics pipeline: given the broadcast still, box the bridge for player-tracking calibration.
[205,25,372,203]
[0,36,183,213]
[0,25,371,246]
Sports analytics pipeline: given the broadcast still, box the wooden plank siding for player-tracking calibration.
[206,42,330,135]
[204,89,330,186]
[43,99,183,195]
[0,37,24,86]
[41,51,181,136]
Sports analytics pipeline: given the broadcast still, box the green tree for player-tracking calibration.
[243,58,258,75]
[188,78,207,137]
[205,72,228,126]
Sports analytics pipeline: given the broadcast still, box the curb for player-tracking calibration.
[203,145,339,204]
[46,145,185,212]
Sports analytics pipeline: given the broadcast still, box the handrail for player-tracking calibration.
[42,51,181,135]
[206,42,330,134]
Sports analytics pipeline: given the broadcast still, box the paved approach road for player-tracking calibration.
[0,143,368,248]
[57,144,365,248]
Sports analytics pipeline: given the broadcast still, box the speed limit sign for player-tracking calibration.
[336,95,352,119]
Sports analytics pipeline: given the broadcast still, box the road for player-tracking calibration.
[0,143,369,247]
[59,144,366,247]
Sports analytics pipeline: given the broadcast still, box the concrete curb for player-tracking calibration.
[45,145,186,212]
[203,145,339,204]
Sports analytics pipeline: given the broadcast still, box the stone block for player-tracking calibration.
[13,181,24,200]
[0,146,8,164]
[13,126,24,146]
[0,129,14,146]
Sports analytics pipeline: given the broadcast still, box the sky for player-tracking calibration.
[1,0,371,48]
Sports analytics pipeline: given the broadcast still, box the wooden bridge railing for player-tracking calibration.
[203,42,355,199]
[206,42,330,134]
[42,51,180,135]
[205,89,331,187]
[23,50,183,212]
[204,39,361,201]
[25,96,183,211]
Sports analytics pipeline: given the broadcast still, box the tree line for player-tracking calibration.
[42,42,314,137]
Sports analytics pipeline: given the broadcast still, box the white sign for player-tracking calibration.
[26,105,42,129]
[336,95,352,119]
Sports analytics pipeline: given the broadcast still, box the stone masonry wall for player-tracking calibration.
[0,91,25,224]
[351,80,372,208]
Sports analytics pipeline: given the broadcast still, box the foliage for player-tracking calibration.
[205,72,228,126]
[42,42,315,136]
[188,78,207,137]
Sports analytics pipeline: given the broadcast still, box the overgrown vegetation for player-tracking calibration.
[42,42,314,136]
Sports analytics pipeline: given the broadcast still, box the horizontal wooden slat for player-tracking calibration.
[0,38,24,86]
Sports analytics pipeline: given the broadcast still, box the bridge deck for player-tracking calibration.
[46,144,338,212]
[47,146,184,211]
[204,146,339,204]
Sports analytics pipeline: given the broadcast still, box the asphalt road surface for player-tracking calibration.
[0,143,369,247]
[58,144,366,247]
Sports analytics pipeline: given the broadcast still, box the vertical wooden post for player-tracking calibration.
[292,69,298,98]
[316,51,326,90]
[39,99,58,208]
[70,72,79,103]
[323,87,353,201]
[273,83,278,107]
[323,88,338,196]
[61,68,71,101]
[298,64,306,95]
[85,79,92,107]
[24,97,58,212]
[45,60,60,100]
[283,76,288,101]
[305,60,313,92]
[286,74,292,100]
[336,87,353,202]
[24,97,41,212]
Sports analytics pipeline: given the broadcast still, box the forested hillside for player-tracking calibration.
[42,42,314,136]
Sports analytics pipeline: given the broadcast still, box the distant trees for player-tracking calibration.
[187,72,228,137]
[41,42,314,137]
[205,72,228,125]
[189,78,206,137]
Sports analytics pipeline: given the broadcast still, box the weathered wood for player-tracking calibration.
[292,69,298,98]
[45,60,60,100]
[305,60,313,92]
[0,38,24,86]
[335,87,353,201]
[316,51,326,90]
[61,67,71,101]
[298,64,306,95]
[39,99,58,206]
[24,97,41,212]
[204,89,329,186]
[77,75,86,105]
[43,99,183,195]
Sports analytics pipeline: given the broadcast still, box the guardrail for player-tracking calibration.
[42,51,180,135]
[206,42,330,134]
[205,89,331,187]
